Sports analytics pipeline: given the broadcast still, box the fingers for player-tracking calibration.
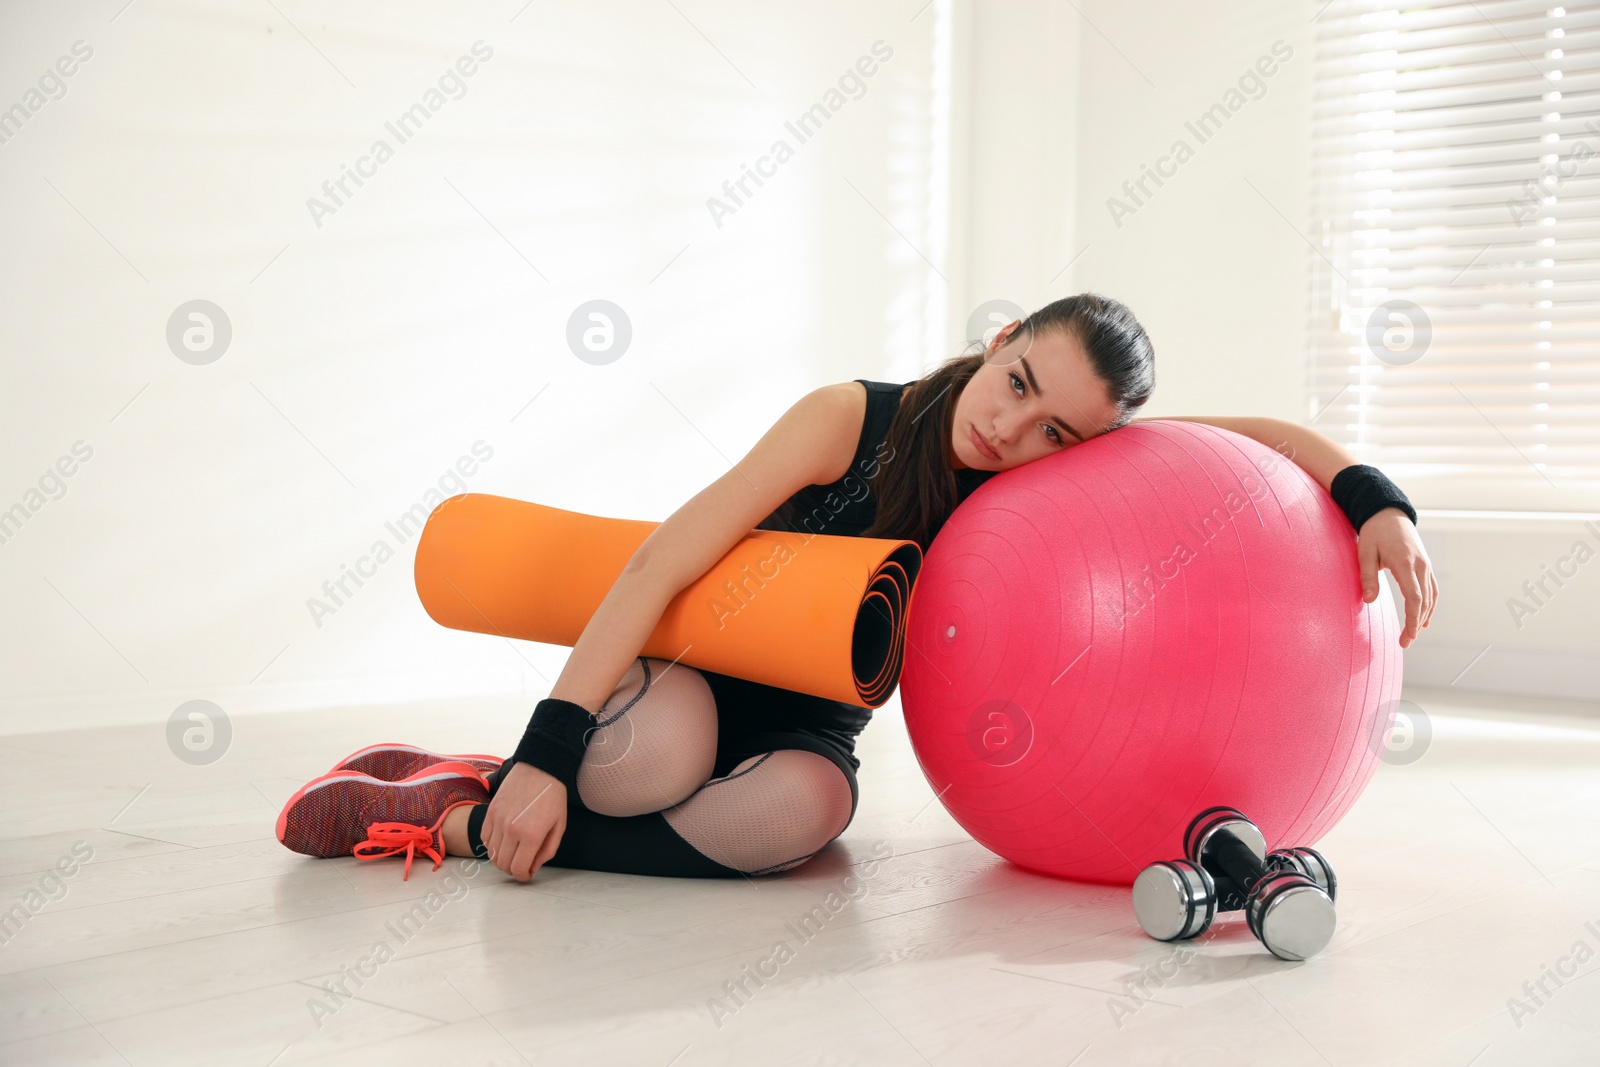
[485,804,561,883]
[1405,525,1438,629]
[532,811,566,875]
[521,810,566,880]
[1396,564,1423,647]
[505,832,538,883]
[1358,538,1380,603]
[519,828,556,882]
[468,766,569,883]
[483,796,527,879]
[507,819,557,882]
[482,799,508,874]
[1407,553,1437,631]
[487,806,536,882]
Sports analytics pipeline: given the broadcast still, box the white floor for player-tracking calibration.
[3,684,1599,1066]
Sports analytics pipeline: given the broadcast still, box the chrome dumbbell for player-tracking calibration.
[1267,845,1338,902]
[1191,809,1339,912]
[1131,806,1338,961]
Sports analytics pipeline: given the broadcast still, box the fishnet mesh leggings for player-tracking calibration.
[557,657,856,876]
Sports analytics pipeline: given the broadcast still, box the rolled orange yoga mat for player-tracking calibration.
[413,493,923,708]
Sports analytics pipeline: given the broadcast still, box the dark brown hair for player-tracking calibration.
[860,292,1155,550]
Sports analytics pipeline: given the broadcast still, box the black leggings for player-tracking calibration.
[469,658,866,878]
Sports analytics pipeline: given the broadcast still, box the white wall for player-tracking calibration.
[3,0,1594,737]
[945,0,1082,345]
[0,0,957,733]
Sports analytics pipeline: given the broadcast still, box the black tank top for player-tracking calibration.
[753,378,997,545]
[717,378,995,750]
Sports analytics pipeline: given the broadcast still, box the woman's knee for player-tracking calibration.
[575,657,720,818]
[661,749,855,875]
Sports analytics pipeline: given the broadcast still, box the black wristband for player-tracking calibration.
[1329,464,1417,533]
[506,697,598,791]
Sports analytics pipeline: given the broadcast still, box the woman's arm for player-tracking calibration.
[1133,415,1353,492]
[1132,414,1437,648]
[547,381,866,712]
[480,382,866,881]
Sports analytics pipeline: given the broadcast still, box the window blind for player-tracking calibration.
[1309,0,1600,509]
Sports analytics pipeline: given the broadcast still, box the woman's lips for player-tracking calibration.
[970,425,1000,460]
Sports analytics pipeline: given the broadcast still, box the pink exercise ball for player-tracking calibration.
[900,420,1402,884]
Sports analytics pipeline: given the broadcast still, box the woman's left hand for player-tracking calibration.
[1356,507,1437,648]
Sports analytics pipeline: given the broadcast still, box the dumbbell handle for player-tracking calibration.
[1207,826,1270,895]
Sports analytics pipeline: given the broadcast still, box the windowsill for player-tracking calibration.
[1416,508,1600,533]
[1336,469,1599,514]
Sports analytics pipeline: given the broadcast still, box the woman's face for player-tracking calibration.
[948,322,1123,472]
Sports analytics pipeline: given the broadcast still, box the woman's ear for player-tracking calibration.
[985,320,1021,358]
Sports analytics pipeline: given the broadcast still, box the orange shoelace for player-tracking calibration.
[354,822,444,880]
[350,795,483,881]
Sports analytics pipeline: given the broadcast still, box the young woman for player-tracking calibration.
[276,293,1437,883]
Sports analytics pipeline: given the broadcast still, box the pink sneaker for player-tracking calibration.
[276,761,489,880]
[327,742,503,782]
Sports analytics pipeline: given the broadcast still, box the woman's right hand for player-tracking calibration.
[481,761,568,882]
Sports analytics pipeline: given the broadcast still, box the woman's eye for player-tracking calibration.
[1010,372,1062,444]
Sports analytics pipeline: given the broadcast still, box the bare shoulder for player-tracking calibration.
[801,381,867,484]
[623,380,868,593]
[812,380,867,426]
[733,380,864,489]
